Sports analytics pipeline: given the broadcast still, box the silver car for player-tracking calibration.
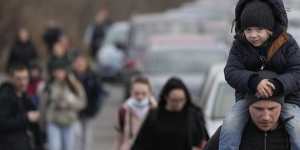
[198,63,235,136]
[142,35,228,100]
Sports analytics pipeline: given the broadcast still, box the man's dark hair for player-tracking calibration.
[8,64,28,75]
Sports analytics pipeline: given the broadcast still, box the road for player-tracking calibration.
[90,83,124,150]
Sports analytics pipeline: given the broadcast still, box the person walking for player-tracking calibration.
[132,77,209,150]
[115,76,157,150]
[72,53,107,150]
[7,28,38,71]
[40,60,86,150]
[205,91,291,150]
[0,64,40,150]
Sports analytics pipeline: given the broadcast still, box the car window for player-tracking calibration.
[212,82,235,119]
[144,49,226,74]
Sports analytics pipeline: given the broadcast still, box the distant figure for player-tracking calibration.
[47,39,71,72]
[115,76,157,150]
[27,63,45,107]
[72,53,107,150]
[0,64,40,150]
[27,63,47,150]
[132,77,209,150]
[84,8,112,58]
[42,20,63,53]
[7,28,38,71]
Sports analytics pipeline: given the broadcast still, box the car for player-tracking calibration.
[126,13,205,66]
[141,34,228,100]
[287,10,300,28]
[96,22,129,81]
[101,21,130,46]
[198,63,235,136]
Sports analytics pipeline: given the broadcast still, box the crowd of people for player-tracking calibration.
[0,8,110,150]
[1,0,300,150]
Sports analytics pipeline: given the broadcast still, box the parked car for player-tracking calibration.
[198,63,235,136]
[96,22,129,81]
[141,34,228,100]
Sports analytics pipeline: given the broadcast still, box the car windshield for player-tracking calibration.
[212,82,235,119]
[144,49,226,74]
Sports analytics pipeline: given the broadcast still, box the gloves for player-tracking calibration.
[268,78,284,96]
[248,74,263,93]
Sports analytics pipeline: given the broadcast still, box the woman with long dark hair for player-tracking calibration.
[132,77,209,150]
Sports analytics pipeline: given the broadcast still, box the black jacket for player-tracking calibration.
[0,82,35,150]
[132,106,209,150]
[7,40,38,70]
[75,71,106,118]
[225,33,300,106]
[225,0,300,106]
[43,26,63,52]
[205,120,290,150]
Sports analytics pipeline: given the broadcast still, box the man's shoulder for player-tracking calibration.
[0,82,15,94]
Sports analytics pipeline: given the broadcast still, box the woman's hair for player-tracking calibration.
[158,77,192,108]
[65,75,81,96]
[49,68,80,96]
[131,76,152,93]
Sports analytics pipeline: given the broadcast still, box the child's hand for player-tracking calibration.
[257,79,275,98]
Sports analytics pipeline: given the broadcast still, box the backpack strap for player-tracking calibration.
[128,108,134,139]
[267,33,289,62]
[117,106,127,133]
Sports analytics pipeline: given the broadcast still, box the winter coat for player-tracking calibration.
[132,105,209,150]
[116,97,157,150]
[224,0,300,106]
[204,120,290,150]
[7,40,38,70]
[41,75,86,127]
[75,71,106,119]
[0,82,35,150]
[47,54,71,72]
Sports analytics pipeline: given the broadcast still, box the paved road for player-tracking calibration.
[90,83,124,150]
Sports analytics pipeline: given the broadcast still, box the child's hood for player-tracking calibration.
[234,0,288,34]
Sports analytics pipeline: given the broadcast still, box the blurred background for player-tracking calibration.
[1,0,300,149]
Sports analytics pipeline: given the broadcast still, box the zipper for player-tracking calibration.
[260,56,267,71]
[245,41,267,71]
[264,132,267,150]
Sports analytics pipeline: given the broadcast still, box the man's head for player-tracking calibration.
[247,94,283,132]
[247,70,284,131]
[9,64,29,93]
